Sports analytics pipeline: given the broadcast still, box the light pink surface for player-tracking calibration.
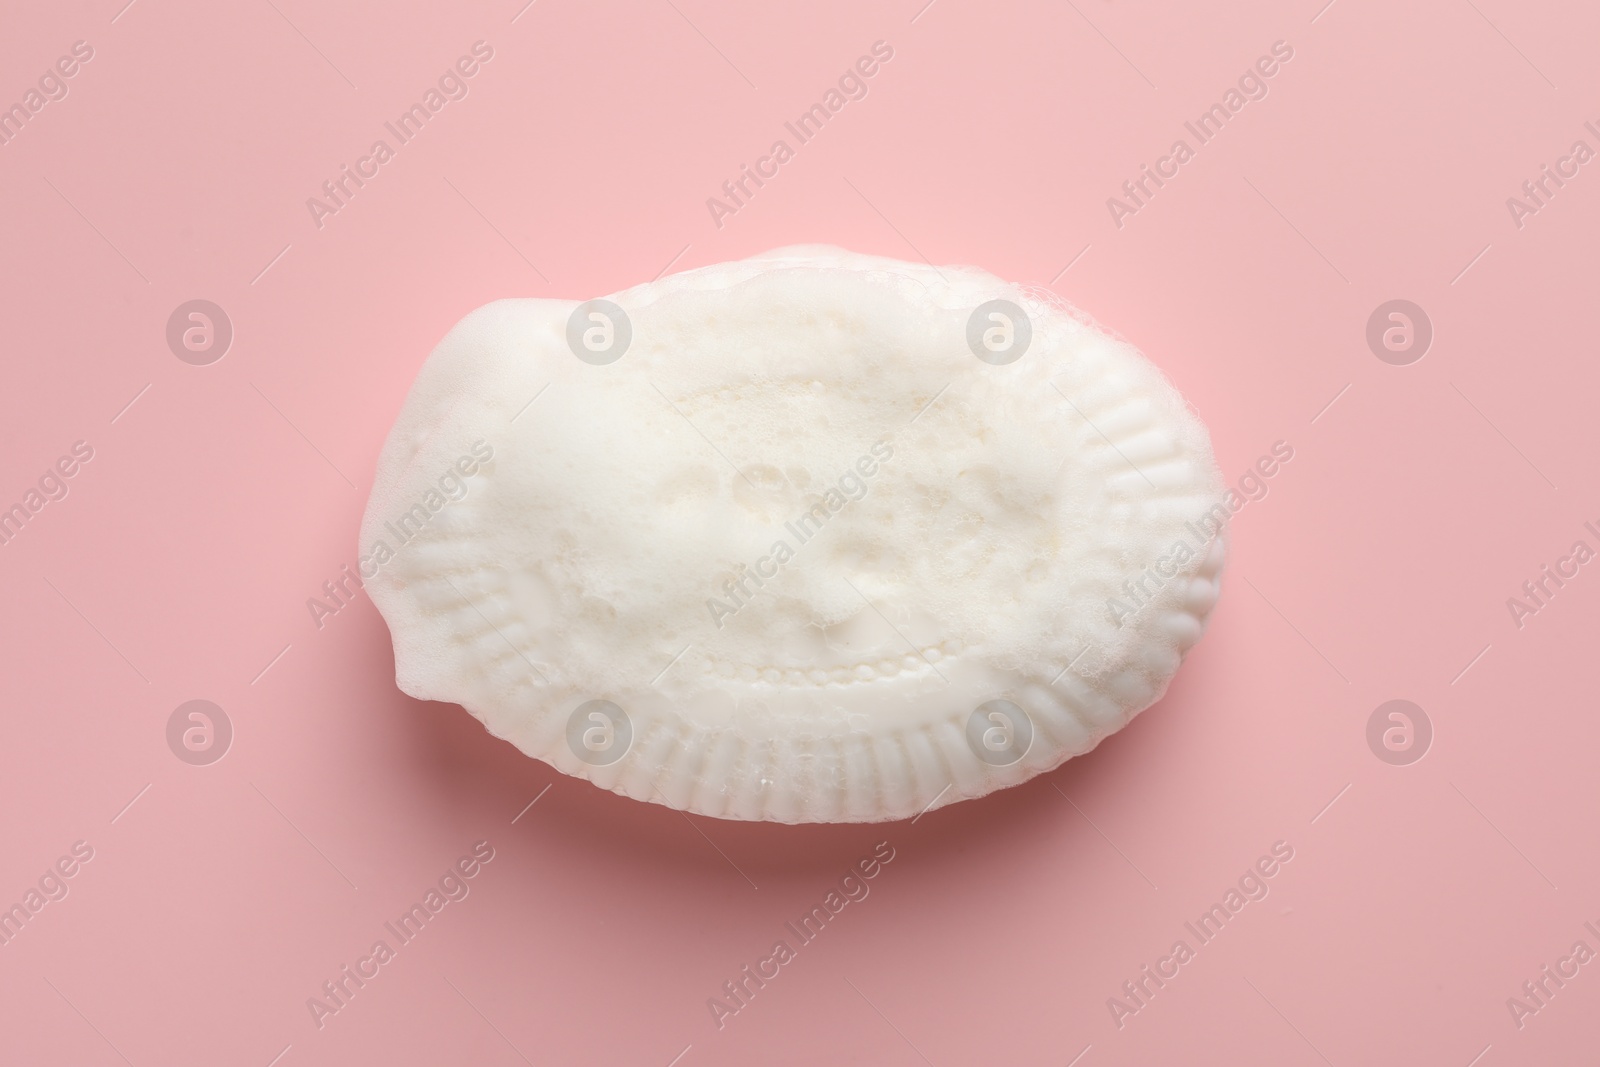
[3,0,1598,1063]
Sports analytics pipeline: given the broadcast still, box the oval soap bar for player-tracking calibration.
[361,246,1226,823]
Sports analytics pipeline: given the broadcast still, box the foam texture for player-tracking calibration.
[360,247,1227,823]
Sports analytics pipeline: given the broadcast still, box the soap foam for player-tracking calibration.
[361,247,1226,823]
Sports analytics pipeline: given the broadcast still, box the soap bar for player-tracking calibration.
[361,247,1226,823]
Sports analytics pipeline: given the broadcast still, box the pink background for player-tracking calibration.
[3,0,1598,1063]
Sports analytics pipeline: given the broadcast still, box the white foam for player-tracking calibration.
[361,247,1227,823]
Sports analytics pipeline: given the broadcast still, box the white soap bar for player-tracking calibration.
[361,247,1226,823]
